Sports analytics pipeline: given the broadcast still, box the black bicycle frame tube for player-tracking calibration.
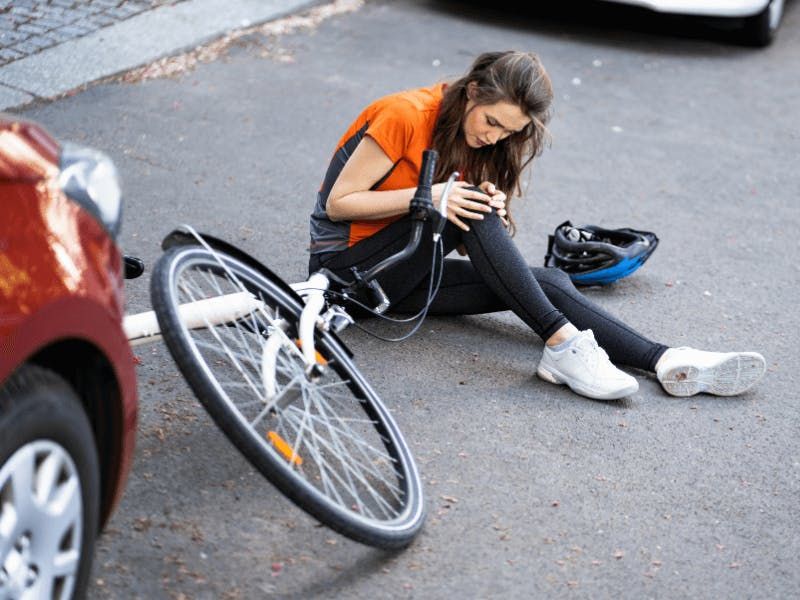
[360,222,424,283]
[358,150,438,283]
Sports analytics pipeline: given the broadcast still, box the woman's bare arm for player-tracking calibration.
[327,135,495,227]
[326,136,416,221]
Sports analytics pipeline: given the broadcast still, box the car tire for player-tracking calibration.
[0,365,100,600]
[741,0,784,46]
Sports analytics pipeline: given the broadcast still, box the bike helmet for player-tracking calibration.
[544,220,659,285]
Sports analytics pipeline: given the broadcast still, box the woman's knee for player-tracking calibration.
[464,210,507,239]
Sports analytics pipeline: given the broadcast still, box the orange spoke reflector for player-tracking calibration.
[267,431,303,466]
[294,339,328,366]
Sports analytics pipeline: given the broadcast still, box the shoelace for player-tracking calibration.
[571,332,610,375]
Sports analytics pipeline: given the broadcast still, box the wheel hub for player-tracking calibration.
[0,440,83,599]
[1,533,38,595]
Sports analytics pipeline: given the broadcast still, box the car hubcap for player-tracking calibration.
[0,440,83,599]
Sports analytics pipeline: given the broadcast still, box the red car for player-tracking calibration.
[0,115,137,598]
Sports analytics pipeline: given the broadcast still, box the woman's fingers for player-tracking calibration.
[476,181,506,209]
[489,197,505,210]
[450,202,486,220]
[479,181,497,195]
[448,212,470,231]
[486,189,506,210]
[456,198,492,214]
[443,182,507,230]
[452,182,491,201]
[451,203,489,223]
[462,189,492,203]
[448,195,499,225]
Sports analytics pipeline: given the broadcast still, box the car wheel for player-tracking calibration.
[0,365,99,600]
[742,0,784,46]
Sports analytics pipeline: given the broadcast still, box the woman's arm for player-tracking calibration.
[327,135,496,229]
[326,136,415,222]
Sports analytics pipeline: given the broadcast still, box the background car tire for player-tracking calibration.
[0,365,100,600]
[741,0,783,46]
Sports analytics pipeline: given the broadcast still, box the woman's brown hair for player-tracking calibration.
[432,51,553,235]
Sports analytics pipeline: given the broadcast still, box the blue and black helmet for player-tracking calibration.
[544,221,659,286]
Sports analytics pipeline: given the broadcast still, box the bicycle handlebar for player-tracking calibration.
[359,149,439,284]
[408,149,437,219]
[318,149,455,313]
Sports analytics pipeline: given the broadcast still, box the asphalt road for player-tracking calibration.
[17,0,800,597]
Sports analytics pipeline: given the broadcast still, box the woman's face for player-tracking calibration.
[463,97,531,149]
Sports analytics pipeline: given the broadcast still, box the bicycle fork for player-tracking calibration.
[262,272,353,400]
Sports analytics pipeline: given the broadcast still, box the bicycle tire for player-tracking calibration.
[150,245,425,549]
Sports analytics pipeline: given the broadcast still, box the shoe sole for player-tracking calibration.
[536,365,639,401]
[659,352,766,397]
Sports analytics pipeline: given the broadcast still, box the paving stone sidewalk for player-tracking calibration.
[0,1,187,67]
[0,0,320,111]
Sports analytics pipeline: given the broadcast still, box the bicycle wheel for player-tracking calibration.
[150,244,425,549]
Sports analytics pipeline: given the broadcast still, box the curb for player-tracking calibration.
[0,0,323,112]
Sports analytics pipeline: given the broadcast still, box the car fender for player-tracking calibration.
[0,294,138,517]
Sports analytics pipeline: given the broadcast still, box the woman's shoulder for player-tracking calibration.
[369,83,445,120]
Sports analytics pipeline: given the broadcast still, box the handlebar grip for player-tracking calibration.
[417,149,438,192]
[409,149,438,218]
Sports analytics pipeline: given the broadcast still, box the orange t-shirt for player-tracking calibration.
[309,84,445,252]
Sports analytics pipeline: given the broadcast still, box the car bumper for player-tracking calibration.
[599,0,771,17]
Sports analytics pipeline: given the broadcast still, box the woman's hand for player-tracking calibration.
[479,181,509,228]
[432,181,493,232]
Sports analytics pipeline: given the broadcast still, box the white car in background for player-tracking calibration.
[602,0,785,45]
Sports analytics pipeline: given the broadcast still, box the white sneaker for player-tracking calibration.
[537,329,639,400]
[656,347,766,397]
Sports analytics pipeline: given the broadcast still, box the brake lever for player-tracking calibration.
[433,171,460,241]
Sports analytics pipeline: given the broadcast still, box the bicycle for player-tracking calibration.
[122,150,457,549]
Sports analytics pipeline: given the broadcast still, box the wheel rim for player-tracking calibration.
[0,440,83,600]
[169,253,418,530]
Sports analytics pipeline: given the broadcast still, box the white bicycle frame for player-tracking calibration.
[123,271,336,399]
[122,172,457,397]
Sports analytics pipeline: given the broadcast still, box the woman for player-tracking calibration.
[308,51,765,401]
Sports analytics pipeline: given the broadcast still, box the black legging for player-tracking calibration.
[309,212,667,372]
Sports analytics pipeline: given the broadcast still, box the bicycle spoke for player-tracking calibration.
[302,381,368,516]
[156,249,423,544]
[306,399,403,499]
[193,339,261,374]
[281,406,400,518]
[252,373,305,428]
[285,396,348,508]
[294,407,396,469]
[266,349,403,512]
[280,408,377,516]
[282,412,397,517]
[263,362,401,518]
[178,278,265,401]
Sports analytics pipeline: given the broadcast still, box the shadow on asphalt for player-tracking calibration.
[424,0,795,55]
[279,550,397,599]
